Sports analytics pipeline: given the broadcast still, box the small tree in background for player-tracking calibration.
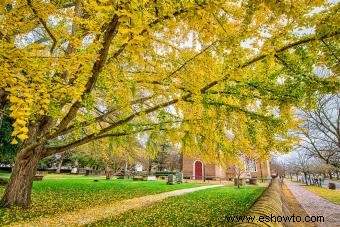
[233,157,246,189]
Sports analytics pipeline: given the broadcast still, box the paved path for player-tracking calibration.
[11,184,223,226]
[284,180,340,227]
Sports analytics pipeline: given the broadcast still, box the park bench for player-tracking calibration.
[234,178,244,186]
[143,176,156,181]
[132,176,144,181]
[205,176,216,180]
[155,171,176,177]
[33,175,44,181]
[249,178,257,185]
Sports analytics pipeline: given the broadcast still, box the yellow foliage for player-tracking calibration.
[0,0,338,165]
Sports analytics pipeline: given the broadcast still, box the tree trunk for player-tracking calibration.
[0,88,7,126]
[259,162,263,182]
[148,157,152,175]
[329,172,333,179]
[56,159,63,174]
[124,160,128,176]
[179,152,183,172]
[304,172,308,185]
[105,164,112,180]
[1,145,44,208]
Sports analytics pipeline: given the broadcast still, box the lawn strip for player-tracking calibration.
[304,185,340,205]
[93,185,265,226]
[0,176,204,225]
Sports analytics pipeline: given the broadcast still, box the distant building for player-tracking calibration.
[182,156,271,179]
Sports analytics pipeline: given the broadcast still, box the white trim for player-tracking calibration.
[193,160,204,179]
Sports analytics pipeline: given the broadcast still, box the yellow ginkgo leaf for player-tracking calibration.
[9,96,20,103]
[11,139,18,145]
[17,134,29,141]
[20,127,29,133]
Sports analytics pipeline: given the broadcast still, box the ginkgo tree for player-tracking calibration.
[0,0,339,207]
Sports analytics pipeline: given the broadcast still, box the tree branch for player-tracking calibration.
[51,15,119,137]
[27,0,57,53]
[45,31,339,154]
[45,119,202,155]
[106,8,192,63]
[321,39,340,63]
[51,6,201,138]
[51,94,155,138]
[188,99,278,122]
[164,40,219,80]
[200,30,340,93]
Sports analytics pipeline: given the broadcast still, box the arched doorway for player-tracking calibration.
[194,160,203,180]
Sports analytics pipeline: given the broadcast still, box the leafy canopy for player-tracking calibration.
[0,0,339,164]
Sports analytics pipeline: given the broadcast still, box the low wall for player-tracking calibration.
[235,178,289,226]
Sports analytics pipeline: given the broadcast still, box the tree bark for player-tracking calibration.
[0,88,8,126]
[105,164,112,180]
[148,157,152,175]
[179,152,183,172]
[329,172,333,179]
[56,158,63,174]
[304,172,308,185]
[124,160,128,177]
[259,162,263,182]
[1,145,44,208]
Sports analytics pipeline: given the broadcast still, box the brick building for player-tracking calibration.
[182,156,271,179]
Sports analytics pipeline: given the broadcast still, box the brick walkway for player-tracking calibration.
[284,180,340,227]
[10,184,223,226]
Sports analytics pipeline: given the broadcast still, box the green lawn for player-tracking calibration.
[92,185,265,226]
[0,170,10,179]
[304,185,340,205]
[0,174,203,225]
